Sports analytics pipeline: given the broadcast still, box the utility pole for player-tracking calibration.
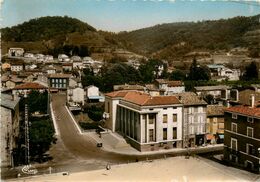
[24,94,30,165]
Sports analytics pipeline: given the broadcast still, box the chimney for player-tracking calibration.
[11,94,14,101]
[250,94,255,108]
[178,96,182,101]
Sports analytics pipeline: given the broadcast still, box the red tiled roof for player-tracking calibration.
[105,91,129,98]
[225,106,260,118]
[13,82,47,90]
[106,91,181,106]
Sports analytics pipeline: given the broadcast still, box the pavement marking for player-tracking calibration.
[65,106,83,135]
[50,102,59,135]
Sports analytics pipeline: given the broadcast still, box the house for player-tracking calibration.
[72,60,83,70]
[8,48,24,57]
[194,85,232,101]
[104,91,183,151]
[43,65,56,75]
[2,77,23,89]
[1,94,20,167]
[62,63,73,71]
[67,87,85,106]
[69,77,81,88]
[24,53,35,59]
[10,62,24,72]
[85,85,104,102]
[174,92,207,147]
[48,74,71,91]
[206,105,225,144]
[144,84,161,96]
[12,82,48,97]
[25,64,37,70]
[154,79,185,95]
[58,54,70,62]
[224,95,260,173]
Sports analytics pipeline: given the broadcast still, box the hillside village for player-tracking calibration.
[1,14,260,180]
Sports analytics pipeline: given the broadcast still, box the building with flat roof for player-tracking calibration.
[105,91,183,151]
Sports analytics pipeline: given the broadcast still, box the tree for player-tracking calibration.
[188,58,210,81]
[170,70,186,81]
[242,61,258,81]
[29,117,56,162]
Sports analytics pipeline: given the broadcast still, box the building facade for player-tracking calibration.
[224,101,260,173]
[105,91,183,151]
[1,94,20,167]
[174,92,207,147]
[48,74,71,91]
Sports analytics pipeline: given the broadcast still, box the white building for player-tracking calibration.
[67,87,85,106]
[8,48,24,57]
[10,63,24,72]
[86,85,104,102]
[105,91,183,151]
[173,92,207,147]
[12,82,48,97]
[155,79,185,95]
[207,64,240,81]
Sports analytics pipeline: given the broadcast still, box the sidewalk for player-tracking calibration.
[87,131,224,156]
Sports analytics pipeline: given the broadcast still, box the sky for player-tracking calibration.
[1,0,260,32]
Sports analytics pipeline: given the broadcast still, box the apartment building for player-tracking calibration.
[105,91,183,151]
[174,92,207,147]
[224,96,260,173]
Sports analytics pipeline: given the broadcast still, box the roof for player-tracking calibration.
[1,94,20,110]
[155,79,183,87]
[48,74,71,78]
[106,91,181,106]
[105,91,129,98]
[207,64,225,69]
[207,105,225,116]
[225,105,260,118]
[173,92,207,106]
[194,85,231,91]
[13,82,47,90]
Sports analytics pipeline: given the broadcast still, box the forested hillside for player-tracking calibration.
[2,14,259,59]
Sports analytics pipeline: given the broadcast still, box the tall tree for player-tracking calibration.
[242,61,258,80]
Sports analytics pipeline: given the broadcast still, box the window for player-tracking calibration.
[163,114,168,123]
[172,127,177,139]
[247,117,254,123]
[149,114,155,124]
[232,114,237,119]
[173,114,177,122]
[149,129,154,142]
[246,144,254,155]
[163,108,167,110]
[142,114,146,121]
[231,138,237,151]
[189,107,193,114]
[247,127,253,138]
[194,107,198,113]
[231,123,237,133]
[163,128,167,140]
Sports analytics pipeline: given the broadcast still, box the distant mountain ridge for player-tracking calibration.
[2,14,260,59]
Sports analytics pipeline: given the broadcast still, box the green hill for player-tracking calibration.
[1,16,96,42]
[116,14,260,58]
